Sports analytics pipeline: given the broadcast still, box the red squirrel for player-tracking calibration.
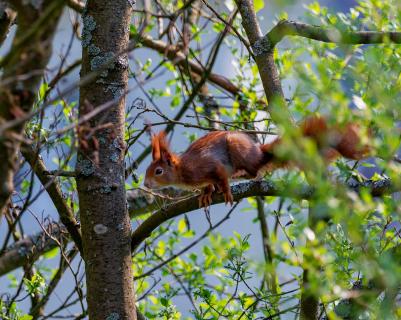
[144,116,370,208]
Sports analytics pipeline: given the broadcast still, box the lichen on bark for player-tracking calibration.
[76,0,136,319]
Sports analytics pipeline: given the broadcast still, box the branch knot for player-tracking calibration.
[251,36,273,56]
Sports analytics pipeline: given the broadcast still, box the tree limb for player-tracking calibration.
[55,0,242,99]
[137,34,240,95]
[131,178,393,251]
[299,206,320,320]
[234,0,290,124]
[267,19,401,47]
[0,177,393,276]
[256,196,277,293]
[0,1,16,45]
[0,0,64,217]
[299,269,319,320]
[0,224,65,276]
[0,188,178,276]
[21,145,83,254]
[65,0,84,12]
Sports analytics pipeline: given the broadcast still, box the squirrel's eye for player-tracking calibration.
[155,168,163,176]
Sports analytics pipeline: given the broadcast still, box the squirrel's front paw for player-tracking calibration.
[198,184,214,208]
[198,193,212,208]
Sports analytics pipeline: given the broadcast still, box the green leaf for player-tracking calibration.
[212,21,225,33]
[160,297,168,307]
[38,82,48,101]
[7,273,18,288]
[307,1,321,15]
[254,0,264,12]
[43,247,59,259]
[177,219,186,233]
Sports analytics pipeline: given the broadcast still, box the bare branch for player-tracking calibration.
[267,19,401,47]
[65,0,84,12]
[21,145,83,254]
[0,177,393,275]
[0,0,64,216]
[30,249,79,317]
[0,188,167,276]
[234,0,290,123]
[43,170,77,177]
[137,34,240,95]
[0,1,16,45]
[0,224,65,276]
[131,178,393,251]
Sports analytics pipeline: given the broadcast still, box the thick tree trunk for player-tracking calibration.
[0,1,63,217]
[76,1,136,319]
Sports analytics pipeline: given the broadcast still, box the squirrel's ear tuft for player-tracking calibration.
[152,131,170,161]
[156,131,175,165]
[157,131,169,152]
[151,133,161,160]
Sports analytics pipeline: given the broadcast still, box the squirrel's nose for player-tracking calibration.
[144,180,151,189]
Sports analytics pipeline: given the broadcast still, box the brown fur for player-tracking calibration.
[301,116,370,160]
[144,117,370,208]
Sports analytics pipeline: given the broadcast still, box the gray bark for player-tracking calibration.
[76,0,136,319]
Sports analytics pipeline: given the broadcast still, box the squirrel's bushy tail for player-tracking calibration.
[258,116,370,172]
[259,138,285,172]
[301,116,370,160]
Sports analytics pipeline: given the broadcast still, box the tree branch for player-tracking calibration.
[65,0,84,12]
[137,34,240,95]
[234,0,290,124]
[267,19,401,47]
[21,145,83,254]
[0,188,179,276]
[299,205,320,320]
[58,0,239,98]
[0,0,64,217]
[256,196,278,293]
[0,1,16,45]
[0,224,65,276]
[131,178,393,251]
[0,177,393,275]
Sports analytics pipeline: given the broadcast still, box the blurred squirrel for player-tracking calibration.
[144,116,370,208]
